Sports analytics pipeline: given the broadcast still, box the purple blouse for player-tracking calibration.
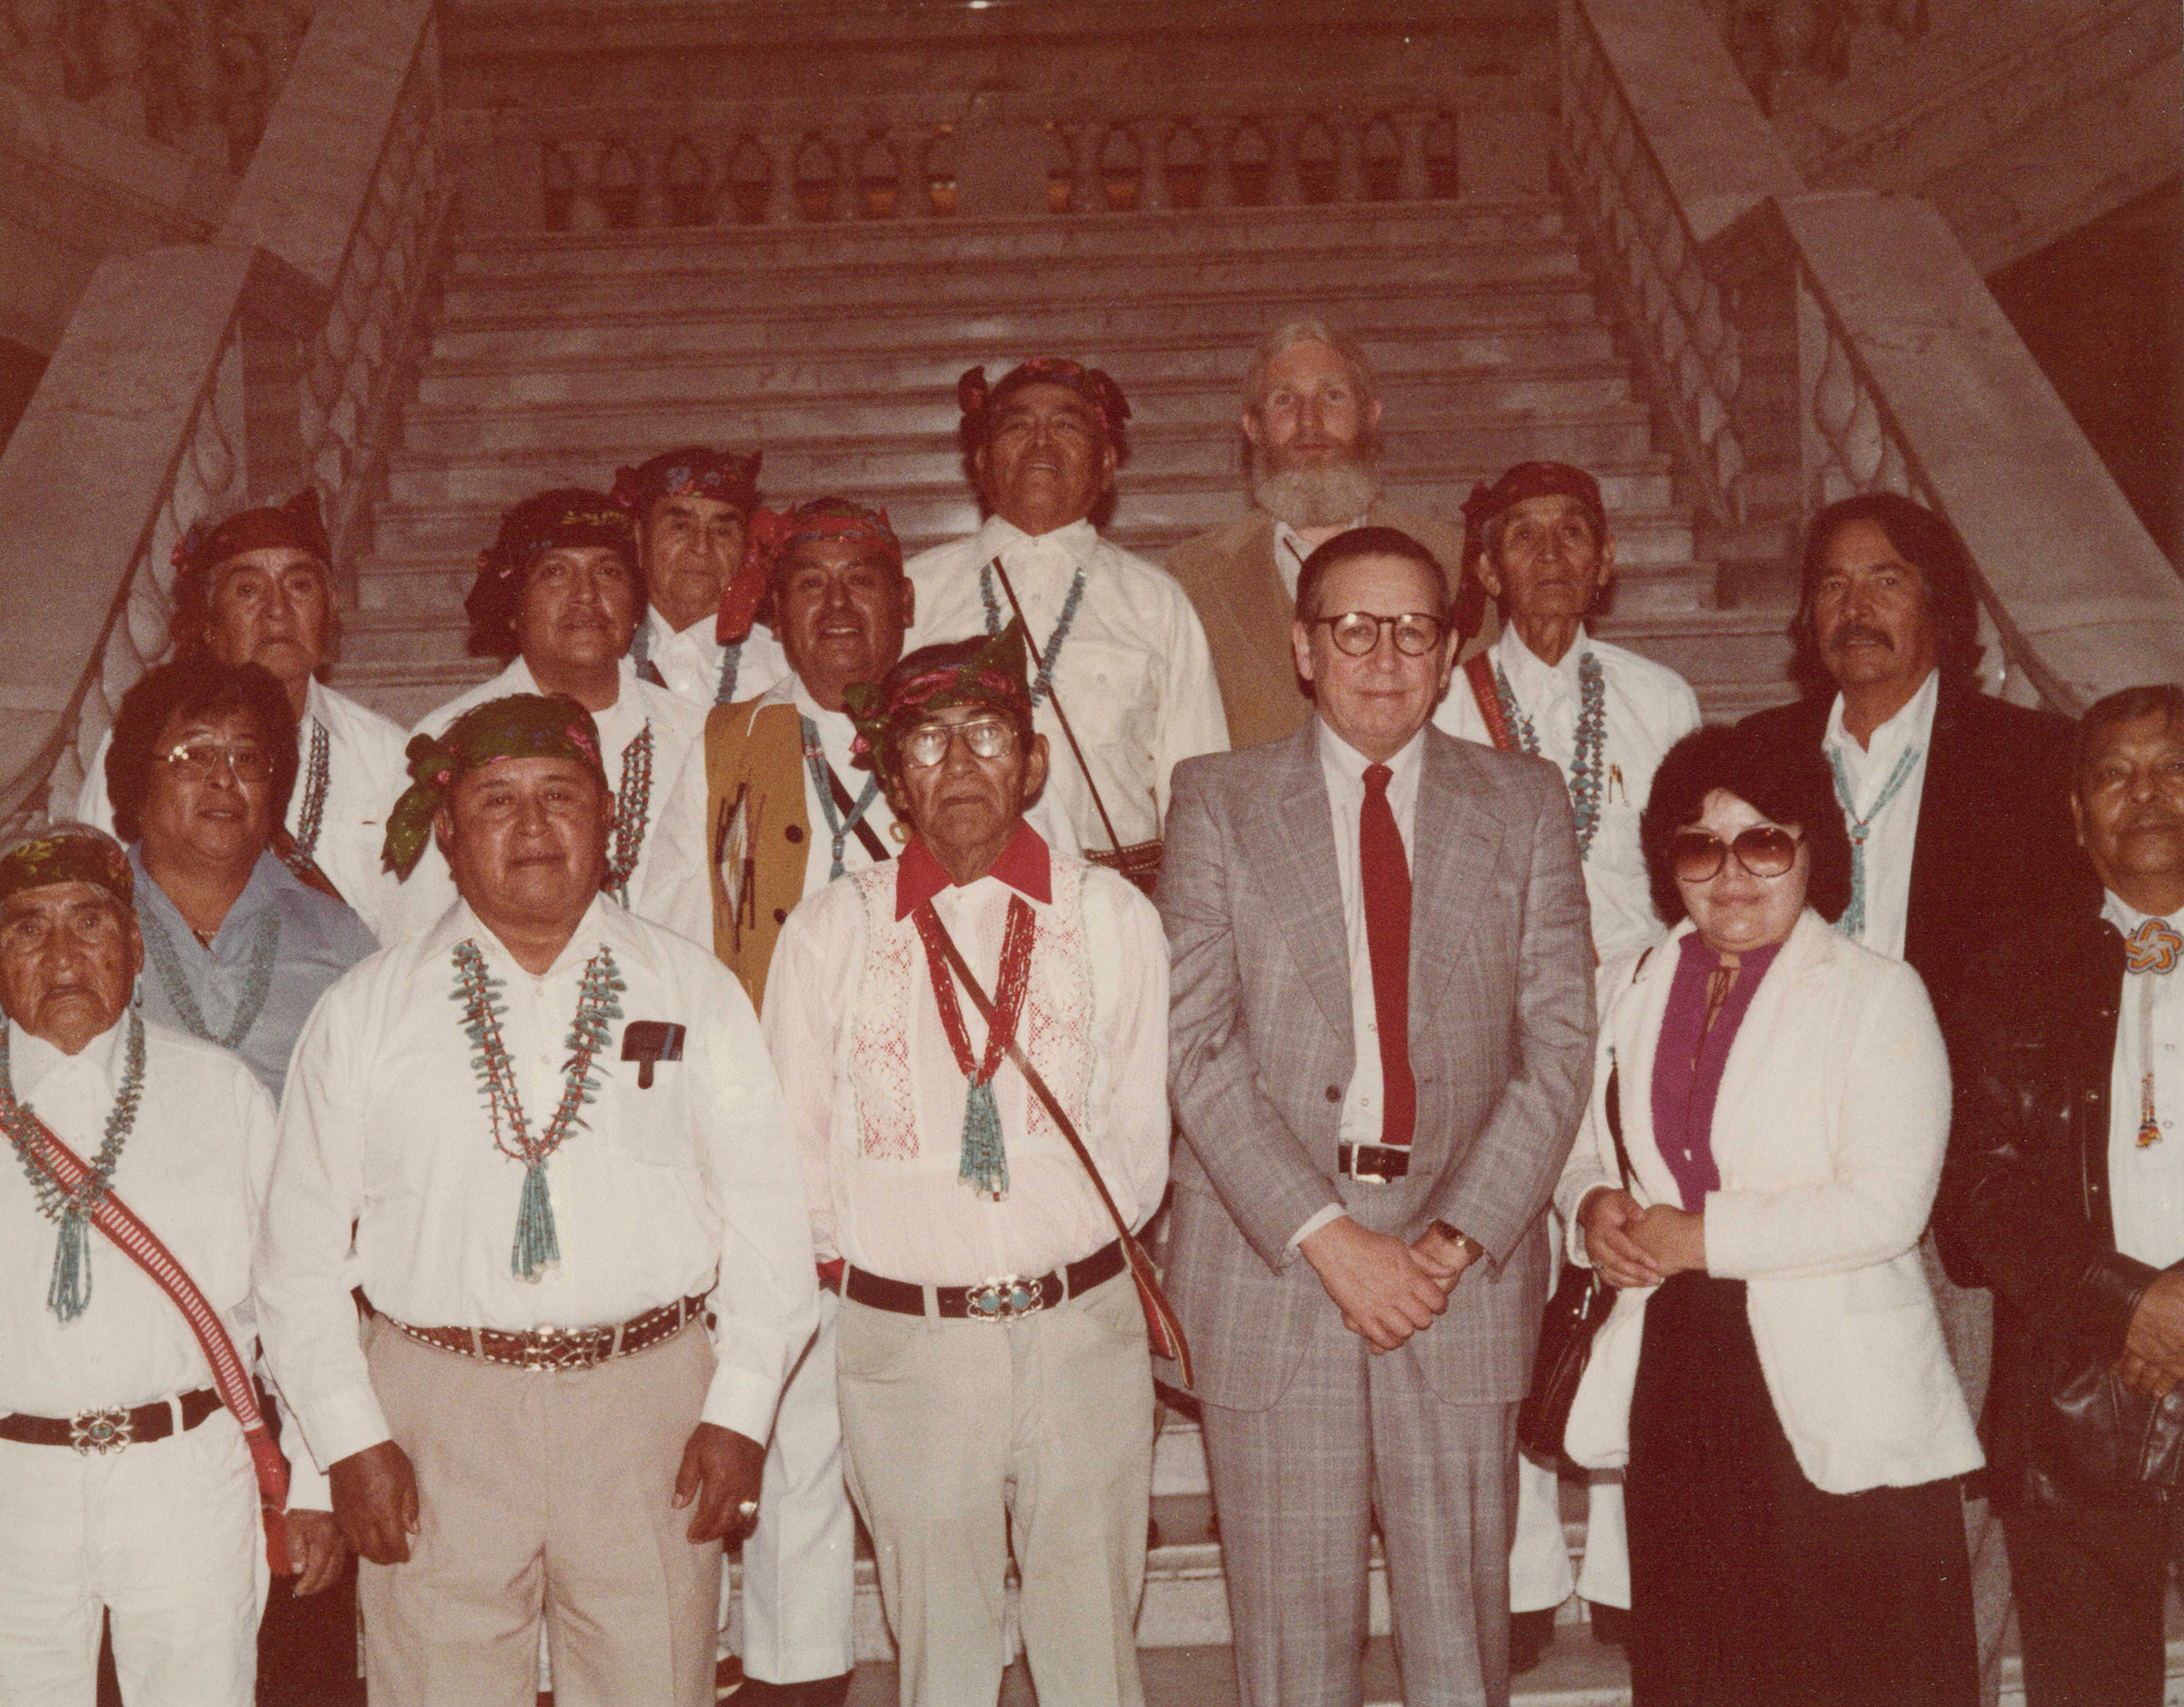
[1651,932,1785,1212]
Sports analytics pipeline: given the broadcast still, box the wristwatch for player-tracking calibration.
[1428,1219,1483,1262]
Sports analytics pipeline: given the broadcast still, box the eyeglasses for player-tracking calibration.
[157,742,275,784]
[1311,611,1449,657]
[897,718,1020,770]
[1670,825,1803,884]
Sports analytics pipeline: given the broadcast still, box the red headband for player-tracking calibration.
[725,502,903,644]
[1460,461,1607,564]
[171,490,329,581]
[958,358,1131,446]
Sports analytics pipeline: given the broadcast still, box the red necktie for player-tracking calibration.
[1360,763,1416,1149]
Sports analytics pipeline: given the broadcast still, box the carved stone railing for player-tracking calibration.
[0,0,445,835]
[1564,0,2184,712]
[450,77,1551,235]
[1,0,312,173]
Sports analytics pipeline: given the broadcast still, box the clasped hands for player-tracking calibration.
[1300,1217,1477,1353]
[2118,1269,2184,1399]
[1577,1188,1705,1289]
[328,1421,766,1566]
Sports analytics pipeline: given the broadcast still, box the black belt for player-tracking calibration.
[0,1386,221,1454]
[1338,1142,1411,1182]
[841,1238,1126,1322]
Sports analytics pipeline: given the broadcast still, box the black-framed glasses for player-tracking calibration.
[157,742,275,784]
[1670,825,1802,884]
[1312,611,1449,657]
[898,718,1019,770]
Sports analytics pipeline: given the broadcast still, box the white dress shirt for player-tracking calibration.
[749,676,1082,898]
[389,656,712,946]
[257,894,817,1474]
[905,515,1229,851]
[637,606,790,710]
[1434,625,1701,964]
[1822,667,1939,961]
[762,833,1170,1288]
[79,677,410,944]
[2104,891,2184,1268]
[0,1013,328,1506]
[1272,516,1365,599]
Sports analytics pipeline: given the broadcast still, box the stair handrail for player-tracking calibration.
[0,0,445,837]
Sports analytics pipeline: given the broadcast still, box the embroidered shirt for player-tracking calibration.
[80,678,410,944]
[257,894,816,1473]
[763,827,1169,1287]
[0,1013,326,1504]
[2103,891,2184,1268]
[391,655,712,947]
[640,604,790,709]
[1821,667,1939,961]
[1434,624,1700,964]
[129,845,377,1100]
[906,514,1229,851]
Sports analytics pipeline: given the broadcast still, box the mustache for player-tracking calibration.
[1826,622,1893,651]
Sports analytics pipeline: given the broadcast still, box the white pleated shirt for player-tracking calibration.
[638,605,790,710]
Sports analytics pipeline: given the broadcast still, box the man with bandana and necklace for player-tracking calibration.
[763,623,1170,1707]
[905,357,1228,894]
[77,490,410,941]
[257,693,815,1707]
[612,447,790,711]
[387,490,712,946]
[0,824,340,1705]
[1740,492,2098,1707]
[1431,459,1699,1669]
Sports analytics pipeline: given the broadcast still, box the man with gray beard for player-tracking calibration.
[1168,319,1490,749]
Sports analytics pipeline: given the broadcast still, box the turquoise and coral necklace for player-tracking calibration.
[1496,651,1607,860]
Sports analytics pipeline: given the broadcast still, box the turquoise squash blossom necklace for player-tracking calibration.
[632,621,743,705]
[450,940,624,1280]
[1496,652,1607,859]
[602,723,655,904]
[139,900,281,1050]
[980,560,1086,709]
[1,1011,147,1320]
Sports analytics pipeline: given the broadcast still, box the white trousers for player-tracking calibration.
[1509,1457,1629,1613]
[0,1412,265,1707]
[724,1288,858,1684]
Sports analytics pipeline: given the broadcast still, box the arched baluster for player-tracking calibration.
[1200,117,1236,207]
[563,139,610,232]
[763,133,800,224]
[1268,116,1302,206]
[1133,118,1173,211]
[635,136,672,228]
[1068,121,1106,216]
[1394,109,1431,201]
[664,136,707,226]
[1335,116,1367,203]
[833,128,865,220]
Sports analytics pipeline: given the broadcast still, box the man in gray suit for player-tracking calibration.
[1160,525,1595,1707]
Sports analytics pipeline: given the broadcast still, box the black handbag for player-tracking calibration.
[1516,1062,1633,1467]
[2038,1338,2184,1500]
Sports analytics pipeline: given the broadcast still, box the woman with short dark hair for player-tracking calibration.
[1554,724,1983,1707]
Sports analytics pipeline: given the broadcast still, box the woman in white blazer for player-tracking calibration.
[1555,725,1982,1707]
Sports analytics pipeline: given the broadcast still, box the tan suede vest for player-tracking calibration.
[701,698,814,1012]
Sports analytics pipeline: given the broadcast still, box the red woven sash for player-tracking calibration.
[1463,651,1520,752]
[15,1116,291,1573]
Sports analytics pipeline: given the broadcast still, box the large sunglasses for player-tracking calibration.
[1311,611,1449,658]
[1669,824,1802,884]
[897,717,1020,770]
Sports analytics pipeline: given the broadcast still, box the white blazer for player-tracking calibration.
[1553,910,1984,1495]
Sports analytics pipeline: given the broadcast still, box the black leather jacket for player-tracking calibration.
[1937,911,2173,1506]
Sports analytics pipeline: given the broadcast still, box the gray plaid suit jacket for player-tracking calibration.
[1158,717,1596,1411]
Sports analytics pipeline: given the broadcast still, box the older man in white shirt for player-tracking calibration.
[763,624,1170,1707]
[612,446,791,710]
[905,357,1227,893]
[0,825,339,1706]
[257,695,815,1707]
[77,490,408,941]
[388,490,712,946]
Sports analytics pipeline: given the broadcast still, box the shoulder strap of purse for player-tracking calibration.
[1604,944,1653,1193]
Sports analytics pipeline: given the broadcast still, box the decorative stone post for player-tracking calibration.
[893,127,930,218]
[1133,117,1172,211]
[1394,109,1432,201]
[1334,116,1367,203]
[562,140,610,233]
[1268,117,1301,206]
[1067,119,1106,216]
[635,136,672,229]
[1200,117,1236,207]
[762,132,801,225]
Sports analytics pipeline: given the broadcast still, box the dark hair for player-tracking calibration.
[1641,724,1853,926]
[464,489,645,659]
[1294,526,1452,625]
[1789,492,1984,697]
[105,659,299,843]
[2074,683,2184,793]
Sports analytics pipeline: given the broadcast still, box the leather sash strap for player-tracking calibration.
[1463,651,1520,752]
[13,1117,291,1573]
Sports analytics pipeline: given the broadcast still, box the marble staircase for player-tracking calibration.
[324,195,1797,730]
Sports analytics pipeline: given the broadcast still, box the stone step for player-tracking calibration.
[452,198,1575,282]
[400,365,1640,445]
[426,278,1609,365]
[1591,605,1802,722]
[439,231,1589,322]
[384,410,1661,495]
[412,322,1628,409]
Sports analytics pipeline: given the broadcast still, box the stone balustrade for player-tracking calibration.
[0,0,443,834]
[1567,0,2184,712]
[450,78,1549,235]
[1,0,313,174]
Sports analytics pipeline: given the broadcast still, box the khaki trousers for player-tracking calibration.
[358,1314,719,1707]
[836,1269,1155,1707]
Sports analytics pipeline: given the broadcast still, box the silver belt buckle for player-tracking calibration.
[69,1407,135,1455]
[521,1324,602,1373]
[963,1275,1045,1322]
